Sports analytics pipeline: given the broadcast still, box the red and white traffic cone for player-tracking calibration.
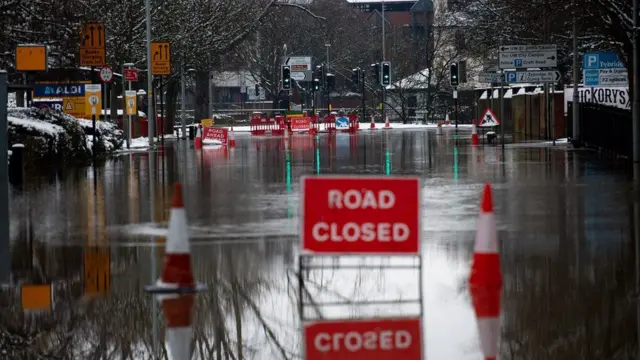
[194,125,202,149]
[229,126,236,148]
[469,184,502,360]
[436,120,443,135]
[162,294,194,360]
[370,114,375,129]
[471,119,480,146]
[384,114,391,129]
[145,183,206,294]
[445,114,451,126]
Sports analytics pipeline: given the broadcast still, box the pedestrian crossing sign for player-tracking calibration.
[479,108,500,127]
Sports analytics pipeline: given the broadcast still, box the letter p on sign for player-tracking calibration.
[586,54,599,69]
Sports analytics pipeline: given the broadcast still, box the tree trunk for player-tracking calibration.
[194,71,209,122]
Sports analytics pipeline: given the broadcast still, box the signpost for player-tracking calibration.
[151,42,171,75]
[478,72,503,83]
[15,45,48,72]
[85,84,102,159]
[498,44,557,69]
[583,52,628,87]
[80,22,106,67]
[285,56,312,82]
[301,176,420,255]
[504,70,560,83]
[303,318,422,360]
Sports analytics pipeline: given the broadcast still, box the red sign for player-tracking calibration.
[124,68,138,82]
[291,117,311,131]
[202,127,228,145]
[304,318,422,360]
[301,176,420,254]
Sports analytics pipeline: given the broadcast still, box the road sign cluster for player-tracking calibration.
[479,44,559,85]
[583,52,627,87]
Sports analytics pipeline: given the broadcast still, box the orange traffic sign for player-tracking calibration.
[21,284,53,311]
[151,42,171,75]
[80,22,106,66]
[15,45,48,72]
[84,247,110,295]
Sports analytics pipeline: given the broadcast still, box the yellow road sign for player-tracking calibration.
[63,98,86,118]
[16,45,48,72]
[84,247,110,295]
[80,22,106,66]
[84,84,102,117]
[201,118,213,127]
[151,42,171,75]
[125,90,137,115]
[21,284,53,311]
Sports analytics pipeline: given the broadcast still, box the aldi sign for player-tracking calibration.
[33,84,85,98]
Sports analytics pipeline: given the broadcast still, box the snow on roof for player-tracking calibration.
[386,68,432,90]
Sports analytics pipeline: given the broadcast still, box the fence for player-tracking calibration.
[568,102,632,158]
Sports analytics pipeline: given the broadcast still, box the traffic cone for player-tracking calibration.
[445,114,450,126]
[436,120,443,135]
[469,184,502,360]
[145,183,206,294]
[162,294,194,360]
[229,126,236,148]
[384,114,391,129]
[370,114,375,129]
[194,125,202,149]
[471,119,480,146]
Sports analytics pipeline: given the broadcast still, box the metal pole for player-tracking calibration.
[181,64,187,140]
[160,76,164,145]
[0,71,10,284]
[572,0,580,146]
[208,70,213,119]
[633,0,640,162]
[381,0,386,125]
[361,71,366,122]
[122,65,129,149]
[500,73,505,149]
[326,44,331,113]
[145,0,155,147]
[454,87,458,131]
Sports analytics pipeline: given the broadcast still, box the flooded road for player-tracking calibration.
[3,129,637,359]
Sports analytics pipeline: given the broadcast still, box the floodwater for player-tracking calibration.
[2,128,638,359]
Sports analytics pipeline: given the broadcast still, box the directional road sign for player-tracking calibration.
[80,22,106,66]
[151,42,171,76]
[499,44,557,69]
[478,72,503,83]
[124,68,138,82]
[285,56,312,82]
[504,70,560,83]
[583,52,627,87]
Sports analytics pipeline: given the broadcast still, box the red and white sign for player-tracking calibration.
[291,116,311,131]
[304,318,422,360]
[479,108,500,127]
[124,68,138,82]
[202,127,228,145]
[301,176,420,254]
[99,66,113,83]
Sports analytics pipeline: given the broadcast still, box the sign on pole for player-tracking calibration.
[125,90,137,115]
[285,56,312,82]
[478,72,503,83]
[151,42,171,76]
[504,70,560,83]
[99,66,113,83]
[499,44,557,69]
[80,22,106,66]
[84,84,102,116]
[15,45,48,72]
[303,318,422,360]
[301,176,421,255]
[124,68,138,82]
[583,52,628,87]
[480,108,500,127]
[84,247,110,296]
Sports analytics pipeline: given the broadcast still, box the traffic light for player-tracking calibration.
[370,63,380,85]
[282,65,291,89]
[326,73,335,92]
[313,78,320,91]
[254,84,259,96]
[381,61,391,86]
[450,62,459,86]
[315,65,324,82]
[351,68,360,91]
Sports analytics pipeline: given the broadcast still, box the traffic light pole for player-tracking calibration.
[361,72,366,122]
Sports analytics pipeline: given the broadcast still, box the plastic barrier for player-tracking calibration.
[250,115,286,136]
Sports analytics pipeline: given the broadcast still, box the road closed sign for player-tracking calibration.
[301,176,420,255]
[304,318,422,360]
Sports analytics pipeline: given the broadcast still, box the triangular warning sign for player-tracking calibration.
[65,102,73,110]
[479,108,500,127]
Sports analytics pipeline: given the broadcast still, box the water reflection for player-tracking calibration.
[1,130,636,359]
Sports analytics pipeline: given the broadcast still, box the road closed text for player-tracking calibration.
[304,318,422,360]
[302,177,420,254]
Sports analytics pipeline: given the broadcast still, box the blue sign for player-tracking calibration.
[583,52,625,70]
[514,59,523,67]
[505,72,518,83]
[33,84,85,98]
[335,116,349,129]
[32,100,63,111]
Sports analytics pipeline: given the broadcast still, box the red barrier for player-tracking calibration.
[250,116,286,136]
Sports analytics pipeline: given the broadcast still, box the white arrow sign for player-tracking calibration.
[504,70,561,83]
[291,70,312,82]
[499,44,557,69]
[478,72,503,83]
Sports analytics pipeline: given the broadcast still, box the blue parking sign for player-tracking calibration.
[514,59,523,67]
[505,72,517,83]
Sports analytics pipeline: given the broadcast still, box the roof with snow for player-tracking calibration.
[386,68,433,90]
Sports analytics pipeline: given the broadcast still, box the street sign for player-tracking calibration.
[15,44,47,72]
[33,83,86,97]
[63,98,86,118]
[478,72,503,83]
[84,84,102,116]
[301,176,421,255]
[99,66,113,83]
[285,56,312,82]
[480,108,500,127]
[499,44,557,69]
[151,42,171,75]
[124,68,138,82]
[304,318,422,360]
[80,22,106,66]
[125,90,137,115]
[504,70,560,83]
[84,247,110,296]
[582,52,627,87]
[20,284,53,311]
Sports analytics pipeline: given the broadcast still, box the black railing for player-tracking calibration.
[568,102,632,158]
